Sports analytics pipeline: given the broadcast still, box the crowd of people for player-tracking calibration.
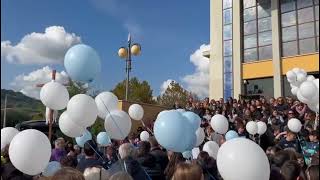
[1,96,319,180]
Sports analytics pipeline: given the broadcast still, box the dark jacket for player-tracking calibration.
[107,156,150,180]
[76,157,104,172]
[137,154,164,180]
[1,162,33,180]
[150,147,169,171]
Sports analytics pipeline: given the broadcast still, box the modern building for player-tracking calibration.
[205,0,319,100]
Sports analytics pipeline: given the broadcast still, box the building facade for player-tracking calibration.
[207,0,319,100]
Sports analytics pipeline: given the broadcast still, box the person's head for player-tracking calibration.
[60,156,76,167]
[309,130,319,142]
[270,97,276,104]
[172,162,204,180]
[295,153,304,168]
[266,146,281,156]
[255,100,262,107]
[105,146,115,157]
[277,97,285,105]
[272,110,279,117]
[287,97,293,104]
[74,145,81,154]
[51,167,85,180]
[244,109,251,116]
[273,150,291,168]
[280,160,302,180]
[286,131,297,141]
[137,141,151,157]
[119,143,136,159]
[197,151,210,167]
[306,165,319,180]
[305,111,316,121]
[219,98,224,104]
[83,167,110,180]
[205,109,211,115]
[249,105,256,112]
[83,142,95,157]
[109,171,133,180]
[54,138,65,149]
[288,110,296,119]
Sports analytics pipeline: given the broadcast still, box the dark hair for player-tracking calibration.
[306,165,319,180]
[84,141,95,157]
[137,141,151,157]
[148,136,159,147]
[164,152,185,180]
[280,160,301,180]
[273,151,291,168]
[60,156,77,168]
[310,130,319,139]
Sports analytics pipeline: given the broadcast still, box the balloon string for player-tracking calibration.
[100,98,126,140]
[85,141,110,169]
[141,120,154,136]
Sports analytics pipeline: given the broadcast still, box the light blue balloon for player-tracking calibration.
[182,111,201,131]
[97,132,111,146]
[76,129,92,147]
[182,151,192,159]
[185,133,197,151]
[64,44,101,82]
[154,111,194,152]
[42,161,61,177]
[225,130,239,141]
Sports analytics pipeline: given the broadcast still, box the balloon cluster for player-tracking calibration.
[245,121,267,136]
[286,68,319,113]
[154,110,201,152]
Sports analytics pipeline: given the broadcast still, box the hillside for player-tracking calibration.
[1,89,45,127]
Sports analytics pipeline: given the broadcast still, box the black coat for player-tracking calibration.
[137,154,164,180]
[150,147,169,171]
[1,162,33,180]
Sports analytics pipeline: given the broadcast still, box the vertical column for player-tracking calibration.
[209,0,224,100]
[271,0,283,98]
[232,0,242,99]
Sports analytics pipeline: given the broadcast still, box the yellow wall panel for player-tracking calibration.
[243,60,273,79]
[281,53,319,74]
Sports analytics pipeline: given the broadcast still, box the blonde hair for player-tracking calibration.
[109,172,133,180]
[172,163,203,180]
[51,167,85,180]
[119,143,136,159]
[83,167,110,180]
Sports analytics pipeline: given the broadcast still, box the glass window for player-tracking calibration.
[244,7,256,22]
[283,41,298,56]
[243,0,256,8]
[259,31,272,46]
[224,40,233,56]
[281,0,296,12]
[224,25,232,40]
[282,11,297,27]
[257,2,271,18]
[244,34,257,49]
[223,0,232,9]
[244,21,257,35]
[258,17,271,32]
[316,21,319,36]
[282,26,298,42]
[224,56,233,73]
[297,0,313,9]
[244,48,258,62]
[299,38,316,53]
[259,45,273,60]
[224,73,233,89]
[224,9,233,24]
[298,7,314,23]
[315,0,319,5]
[315,6,319,20]
[246,78,274,99]
[298,22,315,39]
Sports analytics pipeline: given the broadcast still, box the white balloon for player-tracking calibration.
[297,90,311,104]
[287,118,302,133]
[300,81,318,100]
[217,138,270,180]
[128,104,144,121]
[210,114,229,134]
[67,94,98,127]
[286,70,296,81]
[192,147,200,159]
[140,131,150,141]
[246,121,258,135]
[59,111,86,137]
[95,92,119,119]
[176,109,186,113]
[9,129,51,175]
[203,141,219,159]
[296,73,307,83]
[291,87,299,96]
[1,127,19,150]
[257,121,267,135]
[292,68,300,74]
[105,110,132,140]
[313,79,319,89]
[40,81,69,110]
[195,127,205,147]
[307,75,315,81]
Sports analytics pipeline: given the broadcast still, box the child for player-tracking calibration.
[302,130,319,166]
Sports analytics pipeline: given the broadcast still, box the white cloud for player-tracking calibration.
[182,44,210,98]
[1,26,81,64]
[10,66,69,99]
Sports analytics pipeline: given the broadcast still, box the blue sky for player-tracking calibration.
[1,0,209,98]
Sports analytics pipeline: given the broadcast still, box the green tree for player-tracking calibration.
[112,77,155,104]
[157,81,189,107]
[67,80,89,98]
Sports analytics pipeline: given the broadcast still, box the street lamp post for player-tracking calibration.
[118,34,141,101]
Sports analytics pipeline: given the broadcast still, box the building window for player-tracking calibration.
[242,0,272,63]
[245,77,274,99]
[223,0,233,99]
[280,0,319,57]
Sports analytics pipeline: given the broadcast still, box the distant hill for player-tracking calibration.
[1,89,45,127]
